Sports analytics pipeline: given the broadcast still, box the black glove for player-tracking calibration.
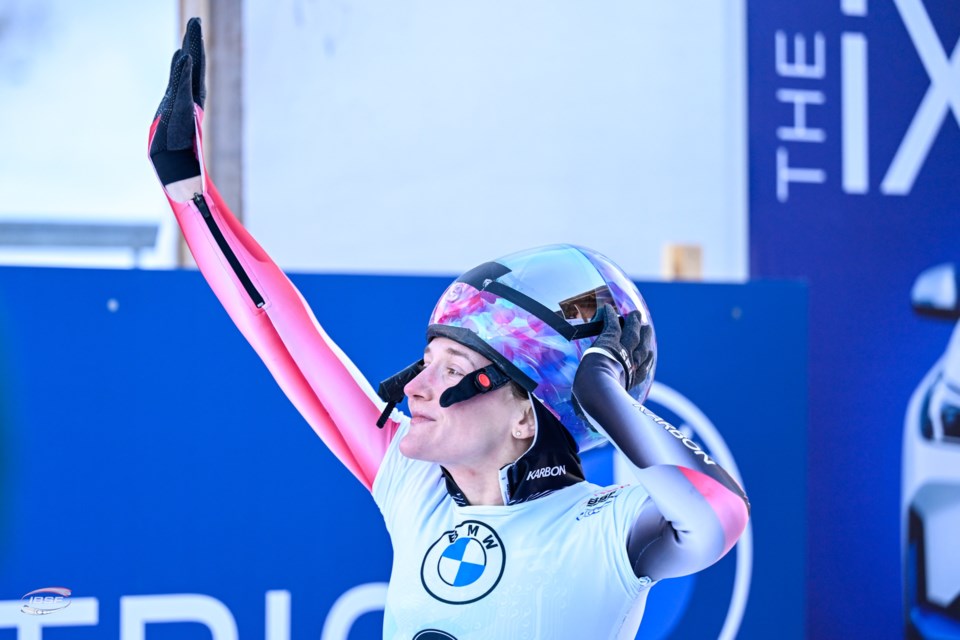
[150,17,206,186]
[590,304,653,390]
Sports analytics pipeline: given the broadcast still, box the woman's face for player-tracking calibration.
[399,337,531,469]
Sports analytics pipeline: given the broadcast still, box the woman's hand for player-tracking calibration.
[149,17,205,196]
[588,304,653,390]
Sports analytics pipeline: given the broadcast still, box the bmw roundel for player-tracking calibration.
[413,631,458,640]
[421,520,505,604]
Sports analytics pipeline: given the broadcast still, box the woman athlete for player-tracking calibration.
[148,20,749,639]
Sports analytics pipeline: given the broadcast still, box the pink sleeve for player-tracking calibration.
[628,464,749,577]
[573,352,749,579]
[149,109,398,491]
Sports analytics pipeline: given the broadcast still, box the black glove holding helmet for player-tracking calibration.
[150,17,206,186]
[589,304,654,390]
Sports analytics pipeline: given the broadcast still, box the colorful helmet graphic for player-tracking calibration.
[426,244,656,452]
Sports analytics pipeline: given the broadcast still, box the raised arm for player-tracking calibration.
[147,19,397,489]
[573,305,750,581]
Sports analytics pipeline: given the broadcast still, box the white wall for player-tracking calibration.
[0,0,180,268]
[243,0,748,280]
[0,1,747,279]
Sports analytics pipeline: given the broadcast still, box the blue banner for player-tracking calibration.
[748,1,960,637]
[0,268,804,638]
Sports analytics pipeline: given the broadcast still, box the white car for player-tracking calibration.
[903,263,960,639]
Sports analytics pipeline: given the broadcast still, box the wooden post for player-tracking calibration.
[662,244,703,281]
[176,0,243,266]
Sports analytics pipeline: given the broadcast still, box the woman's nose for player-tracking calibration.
[404,365,434,400]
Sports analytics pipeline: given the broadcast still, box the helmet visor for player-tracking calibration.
[474,245,648,327]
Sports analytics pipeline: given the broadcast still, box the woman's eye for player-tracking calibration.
[446,368,464,377]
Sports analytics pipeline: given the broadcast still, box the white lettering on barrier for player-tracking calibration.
[120,594,238,640]
[266,589,291,640]
[321,582,389,640]
[0,598,98,639]
[0,587,384,639]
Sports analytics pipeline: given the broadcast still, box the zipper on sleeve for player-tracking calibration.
[193,193,265,309]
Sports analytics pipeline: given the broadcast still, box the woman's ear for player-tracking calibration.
[513,403,536,440]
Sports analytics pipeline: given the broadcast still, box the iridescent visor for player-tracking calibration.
[455,245,629,341]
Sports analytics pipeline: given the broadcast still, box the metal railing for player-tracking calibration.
[0,221,160,267]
